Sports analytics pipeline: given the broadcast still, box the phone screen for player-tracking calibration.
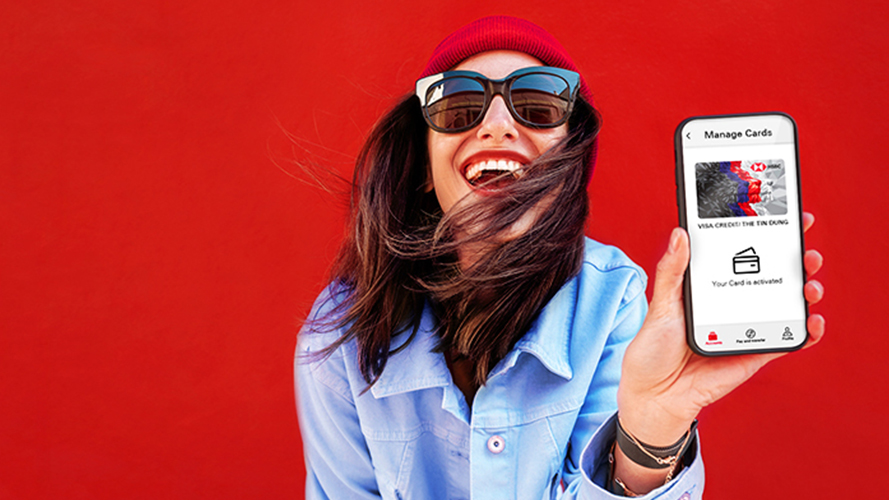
[676,113,808,355]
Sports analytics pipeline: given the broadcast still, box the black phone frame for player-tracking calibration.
[674,111,810,356]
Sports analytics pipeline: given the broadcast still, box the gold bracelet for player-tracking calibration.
[613,476,641,497]
[609,442,641,497]
[616,416,698,470]
[611,417,698,494]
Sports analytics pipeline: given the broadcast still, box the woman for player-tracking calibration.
[295,16,825,499]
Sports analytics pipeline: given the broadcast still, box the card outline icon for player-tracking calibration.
[733,247,761,274]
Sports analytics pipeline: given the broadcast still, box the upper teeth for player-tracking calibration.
[465,159,524,182]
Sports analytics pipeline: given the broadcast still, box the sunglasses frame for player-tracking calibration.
[415,66,580,133]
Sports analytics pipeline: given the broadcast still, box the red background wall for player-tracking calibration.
[2,1,886,498]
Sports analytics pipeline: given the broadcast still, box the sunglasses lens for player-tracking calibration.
[510,73,572,126]
[425,77,486,131]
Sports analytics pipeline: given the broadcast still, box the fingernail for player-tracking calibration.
[669,229,680,253]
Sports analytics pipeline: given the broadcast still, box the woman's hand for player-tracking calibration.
[612,213,824,492]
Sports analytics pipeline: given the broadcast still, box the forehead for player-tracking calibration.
[452,50,544,80]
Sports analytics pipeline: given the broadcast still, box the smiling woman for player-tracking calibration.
[294,15,824,500]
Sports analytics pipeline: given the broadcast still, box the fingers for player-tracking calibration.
[801,210,825,342]
[805,280,824,304]
[804,249,823,277]
[649,228,689,317]
[802,314,825,349]
[801,214,824,303]
[801,213,824,347]
[803,212,814,232]
[804,248,823,304]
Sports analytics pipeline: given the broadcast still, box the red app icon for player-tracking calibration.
[708,331,718,341]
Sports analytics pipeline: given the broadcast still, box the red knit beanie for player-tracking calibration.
[419,16,594,104]
[419,16,598,176]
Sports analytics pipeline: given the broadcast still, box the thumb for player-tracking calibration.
[650,228,690,316]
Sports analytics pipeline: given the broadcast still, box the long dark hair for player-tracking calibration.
[305,93,601,388]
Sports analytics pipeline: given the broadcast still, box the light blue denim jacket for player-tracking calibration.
[296,238,704,499]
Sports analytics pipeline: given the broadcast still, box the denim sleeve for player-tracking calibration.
[577,414,704,499]
[558,280,705,499]
[294,292,383,500]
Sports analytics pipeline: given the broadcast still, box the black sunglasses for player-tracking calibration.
[415,66,580,133]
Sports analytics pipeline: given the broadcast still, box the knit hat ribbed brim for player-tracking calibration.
[419,16,593,104]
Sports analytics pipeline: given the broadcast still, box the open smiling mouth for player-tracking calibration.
[464,159,524,189]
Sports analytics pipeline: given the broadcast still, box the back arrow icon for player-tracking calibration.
[686,132,691,140]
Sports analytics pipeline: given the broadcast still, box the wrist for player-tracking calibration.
[617,392,696,446]
[609,418,698,495]
[616,416,697,469]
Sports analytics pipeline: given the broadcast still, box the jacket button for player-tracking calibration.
[487,435,505,454]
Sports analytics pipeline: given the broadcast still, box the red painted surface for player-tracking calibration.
[1,1,886,498]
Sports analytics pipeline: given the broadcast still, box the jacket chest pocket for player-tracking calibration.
[364,423,471,500]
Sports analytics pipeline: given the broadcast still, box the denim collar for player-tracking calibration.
[369,275,577,399]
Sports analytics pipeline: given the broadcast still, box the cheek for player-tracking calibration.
[427,131,460,165]
[427,135,447,185]
[427,133,468,212]
[533,126,568,152]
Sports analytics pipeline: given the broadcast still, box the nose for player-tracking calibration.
[477,95,518,142]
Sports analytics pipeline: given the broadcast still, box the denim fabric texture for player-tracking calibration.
[295,238,704,499]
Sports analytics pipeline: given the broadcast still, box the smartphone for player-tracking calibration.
[674,112,808,356]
